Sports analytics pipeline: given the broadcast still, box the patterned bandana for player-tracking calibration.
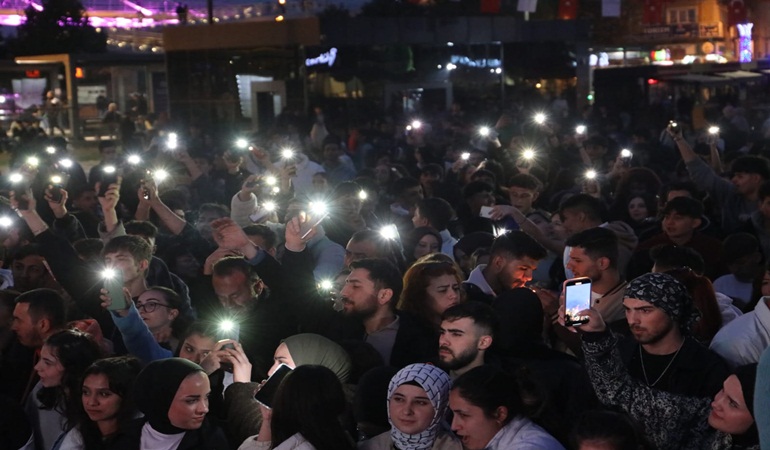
[624,272,700,334]
[387,364,452,450]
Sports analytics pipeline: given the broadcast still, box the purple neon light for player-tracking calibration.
[0,13,179,27]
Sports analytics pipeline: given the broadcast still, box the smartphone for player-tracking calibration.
[13,182,31,211]
[564,277,592,326]
[99,167,119,197]
[49,173,69,203]
[217,321,239,350]
[479,206,494,219]
[300,214,328,239]
[254,363,293,409]
[104,270,126,311]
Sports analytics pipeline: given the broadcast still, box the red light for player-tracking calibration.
[25,70,40,78]
[647,78,659,85]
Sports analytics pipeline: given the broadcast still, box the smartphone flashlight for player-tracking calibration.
[281,148,295,160]
[26,156,40,167]
[534,113,547,125]
[493,226,508,238]
[669,120,678,129]
[309,201,328,216]
[0,216,12,228]
[103,165,117,175]
[522,149,535,160]
[9,173,23,183]
[585,169,597,180]
[127,154,142,165]
[265,176,278,186]
[166,132,178,150]
[358,190,368,200]
[272,186,280,194]
[319,279,334,291]
[575,125,587,135]
[235,138,249,149]
[620,149,633,159]
[262,201,277,212]
[461,152,470,161]
[45,146,57,155]
[50,175,63,185]
[219,319,235,333]
[708,126,720,135]
[479,126,490,137]
[101,268,117,279]
[410,120,422,130]
[58,158,73,168]
[153,169,169,183]
[379,224,399,240]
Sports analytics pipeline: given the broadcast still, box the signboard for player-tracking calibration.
[641,23,721,39]
[77,85,107,104]
[306,48,338,68]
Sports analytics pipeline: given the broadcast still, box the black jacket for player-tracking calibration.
[108,418,230,450]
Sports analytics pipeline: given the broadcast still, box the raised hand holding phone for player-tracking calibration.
[563,277,592,326]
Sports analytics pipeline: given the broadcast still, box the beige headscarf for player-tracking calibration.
[283,333,352,383]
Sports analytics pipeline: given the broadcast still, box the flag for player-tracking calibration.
[517,0,537,13]
[643,0,663,24]
[481,0,501,13]
[558,0,578,19]
[728,0,747,26]
[602,0,620,17]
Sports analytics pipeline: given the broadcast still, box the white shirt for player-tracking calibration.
[466,264,496,297]
[713,274,753,310]
[439,229,458,260]
[710,298,770,369]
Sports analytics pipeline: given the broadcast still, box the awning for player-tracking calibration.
[717,70,763,79]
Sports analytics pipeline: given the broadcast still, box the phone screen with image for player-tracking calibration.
[565,278,592,326]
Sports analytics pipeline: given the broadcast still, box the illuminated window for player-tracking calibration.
[667,7,696,25]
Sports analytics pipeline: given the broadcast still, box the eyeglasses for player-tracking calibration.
[509,192,534,199]
[136,301,173,313]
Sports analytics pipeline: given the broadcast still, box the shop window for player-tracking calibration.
[667,7,696,25]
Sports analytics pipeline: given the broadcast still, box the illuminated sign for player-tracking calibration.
[737,23,753,63]
[650,49,670,61]
[449,55,501,68]
[306,48,337,68]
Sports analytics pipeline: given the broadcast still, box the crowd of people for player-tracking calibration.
[1,99,770,450]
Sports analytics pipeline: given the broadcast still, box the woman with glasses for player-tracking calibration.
[100,285,191,364]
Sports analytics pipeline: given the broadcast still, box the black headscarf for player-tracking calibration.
[134,358,205,434]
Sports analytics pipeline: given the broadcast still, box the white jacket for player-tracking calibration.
[239,433,317,450]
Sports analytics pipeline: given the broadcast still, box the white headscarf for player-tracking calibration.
[387,364,452,450]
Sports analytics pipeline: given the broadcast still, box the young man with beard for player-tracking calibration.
[612,273,728,398]
[338,258,435,368]
[437,302,497,378]
[565,228,627,326]
[464,230,547,304]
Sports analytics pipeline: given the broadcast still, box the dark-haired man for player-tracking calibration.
[559,193,638,278]
[338,258,435,368]
[672,126,770,232]
[437,302,497,378]
[464,231,547,304]
[566,228,627,325]
[412,197,458,258]
[8,289,66,403]
[630,197,724,279]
